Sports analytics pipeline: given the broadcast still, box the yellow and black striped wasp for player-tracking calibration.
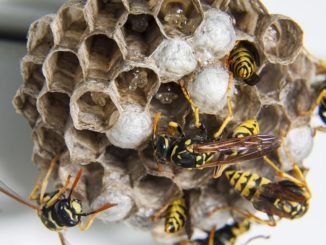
[176,219,269,245]
[228,40,261,86]
[152,112,280,178]
[0,155,117,244]
[301,79,326,134]
[175,220,251,245]
[206,153,311,226]
[179,41,260,135]
[151,192,192,239]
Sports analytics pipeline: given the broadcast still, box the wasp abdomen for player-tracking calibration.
[165,198,187,233]
[224,170,271,201]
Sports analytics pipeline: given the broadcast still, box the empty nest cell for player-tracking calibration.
[257,14,303,64]
[53,6,88,48]
[21,58,45,96]
[127,0,158,13]
[228,0,267,35]
[256,63,286,101]
[32,123,66,159]
[257,104,291,135]
[86,0,127,31]
[27,15,54,58]
[13,88,39,127]
[122,14,164,60]
[65,124,109,164]
[81,34,123,80]
[71,81,119,132]
[133,175,180,209]
[158,0,203,37]
[44,50,83,94]
[37,91,70,131]
[232,84,261,122]
[150,82,189,122]
[280,79,312,119]
[115,66,159,107]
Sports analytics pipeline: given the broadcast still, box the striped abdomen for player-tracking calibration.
[232,119,260,138]
[229,45,257,80]
[165,198,187,233]
[318,85,326,124]
[224,170,271,201]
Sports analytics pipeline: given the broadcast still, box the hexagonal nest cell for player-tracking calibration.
[13,0,321,244]
[81,34,123,80]
[53,5,88,48]
[122,14,164,60]
[158,0,203,37]
[115,66,159,107]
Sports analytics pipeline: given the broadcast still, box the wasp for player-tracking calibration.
[208,154,311,226]
[176,219,269,245]
[152,112,280,176]
[179,40,260,139]
[301,80,326,135]
[228,41,261,86]
[0,156,117,244]
[151,193,192,239]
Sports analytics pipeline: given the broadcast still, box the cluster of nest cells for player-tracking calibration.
[10,0,324,244]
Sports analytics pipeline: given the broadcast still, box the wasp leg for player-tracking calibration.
[243,235,270,245]
[262,156,311,197]
[312,126,326,136]
[46,174,72,208]
[179,79,202,129]
[40,155,60,203]
[208,225,216,245]
[152,112,161,141]
[212,164,229,179]
[58,231,68,245]
[29,172,45,200]
[300,89,326,116]
[213,72,234,139]
[168,121,185,137]
[79,203,117,231]
[208,206,276,226]
[150,202,171,222]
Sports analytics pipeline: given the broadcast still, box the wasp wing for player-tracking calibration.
[193,134,279,153]
[194,135,280,169]
[258,180,307,203]
[0,180,39,210]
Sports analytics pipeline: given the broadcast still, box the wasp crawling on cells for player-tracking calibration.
[208,154,311,226]
[152,111,280,178]
[151,192,192,239]
[176,219,269,245]
[301,79,326,134]
[228,40,261,86]
[0,155,117,244]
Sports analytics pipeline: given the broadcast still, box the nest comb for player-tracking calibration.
[13,0,319,243]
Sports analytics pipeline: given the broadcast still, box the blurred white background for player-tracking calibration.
[0,0,325,244]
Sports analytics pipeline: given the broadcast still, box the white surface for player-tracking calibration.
[0,1,326,245]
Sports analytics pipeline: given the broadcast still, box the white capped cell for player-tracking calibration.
[191,9,236,64]
[153,39,197,77]
[106,104,152,149]
[187,66,231,114]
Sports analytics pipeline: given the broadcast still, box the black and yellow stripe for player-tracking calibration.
[228,41,260,85]
[224,170,271,201]
[165,198,187,233]
[232,119,259,138]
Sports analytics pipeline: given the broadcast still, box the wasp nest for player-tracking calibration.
[13,0,319,243]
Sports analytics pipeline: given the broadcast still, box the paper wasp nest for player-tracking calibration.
[13,0,318,243]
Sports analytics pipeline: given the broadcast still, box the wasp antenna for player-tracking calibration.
[79,203,118,216]
[68,168,83,199]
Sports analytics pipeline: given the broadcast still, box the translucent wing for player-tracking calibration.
[0,180,39,210]
[193,135,280,169]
